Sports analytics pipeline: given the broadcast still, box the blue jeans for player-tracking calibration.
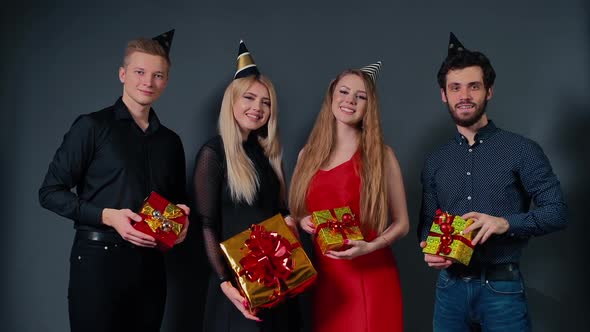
[433,269,531,332]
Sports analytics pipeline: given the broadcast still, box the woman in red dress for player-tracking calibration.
[289,63,409,332]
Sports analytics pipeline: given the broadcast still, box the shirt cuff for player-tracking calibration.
[419,222,432,242]
[279,208,291,217]
[79,202,104,226]
[219,274,233,284]
[504,214,528,238]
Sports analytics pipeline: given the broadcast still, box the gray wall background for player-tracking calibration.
[2,0,588,331]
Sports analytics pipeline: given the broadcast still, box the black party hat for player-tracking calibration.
[448,32,467,56]
[152,29,175,55]
[234,40,260,79]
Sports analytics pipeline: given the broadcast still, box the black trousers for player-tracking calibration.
[68,233,166,332]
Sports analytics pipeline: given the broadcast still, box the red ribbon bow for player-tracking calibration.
[429,209,474,255]
[315,212,359,240]
[239,224,300,303]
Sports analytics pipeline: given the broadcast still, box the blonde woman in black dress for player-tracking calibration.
[194,40,300,332]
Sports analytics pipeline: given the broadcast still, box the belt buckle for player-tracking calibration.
[458,269,479,281]
[461,275,475,282]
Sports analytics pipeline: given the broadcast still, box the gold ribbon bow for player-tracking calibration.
[140,203,184,235]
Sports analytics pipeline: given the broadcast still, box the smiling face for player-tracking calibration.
[441,65,493,128]
[119,51,169,109]
[330,73,368,128]
[232,80,271,137]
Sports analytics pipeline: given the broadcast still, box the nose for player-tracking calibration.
[251,98,262,111]
[344,93,357,104]
[141,74,154,87]
[459,87,471,101]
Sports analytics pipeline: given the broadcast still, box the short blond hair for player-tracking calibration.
[122,38,171,68]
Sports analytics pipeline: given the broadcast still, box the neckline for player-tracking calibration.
[318,149,359,173]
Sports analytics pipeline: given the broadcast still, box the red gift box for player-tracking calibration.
[134,191,187,251]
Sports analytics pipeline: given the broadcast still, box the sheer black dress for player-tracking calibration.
[194,134,301,332]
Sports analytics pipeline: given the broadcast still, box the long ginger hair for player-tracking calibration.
[289,70,388,234]
[219,75,285,205]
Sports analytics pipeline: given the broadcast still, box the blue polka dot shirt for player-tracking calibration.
[418,120,568,265]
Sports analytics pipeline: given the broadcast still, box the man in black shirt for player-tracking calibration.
[39,30,188,332]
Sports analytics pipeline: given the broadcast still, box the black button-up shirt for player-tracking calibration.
[418,121,567,265]
[39,97,187,232]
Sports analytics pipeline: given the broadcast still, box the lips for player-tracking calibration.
[339,105,356,114]
[245,112,263,120]
[139,89,154,96]
[456,103,475,110]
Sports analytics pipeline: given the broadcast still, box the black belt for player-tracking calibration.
[75,230,128,245]
[447,263,520,281]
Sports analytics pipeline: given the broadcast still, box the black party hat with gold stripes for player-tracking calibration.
[234,40,260,79]
[152,29,175,55]
[360,61,382,83]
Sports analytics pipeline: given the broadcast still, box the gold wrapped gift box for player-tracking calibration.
[220,214,317,309]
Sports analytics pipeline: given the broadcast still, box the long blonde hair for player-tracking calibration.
[219,75,285,205]
[289,70,388,234]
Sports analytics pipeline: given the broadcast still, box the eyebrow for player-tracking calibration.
[339,84,367,94]
[131,66,165,74]
[244,91,270,100]
[449,81,483,85]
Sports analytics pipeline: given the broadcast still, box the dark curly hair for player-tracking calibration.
[437,50,496,90]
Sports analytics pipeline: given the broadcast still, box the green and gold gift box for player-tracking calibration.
[311,206,364,255]
[422,209,475,265]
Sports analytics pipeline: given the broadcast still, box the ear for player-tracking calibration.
[118,67,126,83]
[486,86,494,101]
[440,88,448,103]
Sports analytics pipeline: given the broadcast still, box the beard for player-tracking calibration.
[446,99,487,127]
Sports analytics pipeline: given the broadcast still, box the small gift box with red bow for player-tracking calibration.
[311,206,364,255]
[422,209,475,265]
[220,214,317,310]
[134,191,187,251]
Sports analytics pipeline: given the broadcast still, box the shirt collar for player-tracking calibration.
[454,120,499,144]
[113,97,161,133]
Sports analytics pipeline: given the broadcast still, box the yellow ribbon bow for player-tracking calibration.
[140,203,184,235]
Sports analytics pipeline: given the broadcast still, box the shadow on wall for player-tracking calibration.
[399,115,454,332]
[526,99,590,332]
[162,82,226,332]
[280,95,326,181]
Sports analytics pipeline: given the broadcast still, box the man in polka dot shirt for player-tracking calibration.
[418,32,568,332]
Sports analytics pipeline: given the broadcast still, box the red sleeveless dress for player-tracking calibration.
[306,151,403,332]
